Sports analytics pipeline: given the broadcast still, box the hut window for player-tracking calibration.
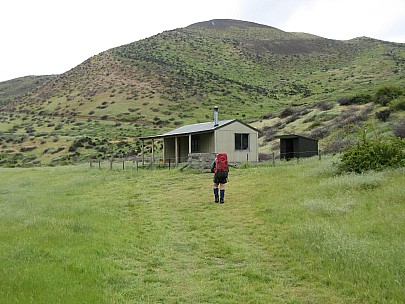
[191,136,200,152]
[235,133,249,150]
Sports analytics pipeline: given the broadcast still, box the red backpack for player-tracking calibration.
[215,153,228,173]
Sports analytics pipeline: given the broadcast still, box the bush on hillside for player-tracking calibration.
[337,137,405,173]
[393,120,405,139]
[338,94,372,106]
[334,107,371,129]
[69,137,93,152]
[20,146,37,152]
[337,97,350,106]
[390,96,405,111]
[279,107,294,118]
[260,126,277,142]
[375,109,391,121]
[374,86,403,106]
[315,100,335,111]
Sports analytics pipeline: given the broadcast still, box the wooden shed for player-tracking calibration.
[276,134,318,160]
[140,114,258,165]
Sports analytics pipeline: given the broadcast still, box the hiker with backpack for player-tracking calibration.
[211,153,228,204]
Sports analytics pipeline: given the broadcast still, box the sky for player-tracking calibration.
[1,0,404,82]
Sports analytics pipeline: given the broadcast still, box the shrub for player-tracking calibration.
[69,137,93,152]
[337,137,405,173]
[337,97,351,106]
[260,126,277,142]
[54,123,64,130]
[389,97,405,111]
[310,126,330,140]
[279,107,294,118]
[338,94,372,106]
[374,86,403,106]
[315,100,335,111]
[375,109,391,121]
[324,137,356,154]
[393,120,405,139]
[350,94,373,104]
[20,146,37,152]
[25,127,36,134]
[262,113,275,119]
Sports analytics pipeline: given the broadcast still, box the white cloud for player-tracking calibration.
[279,0,405,41]
[0,0,243,81]
[240,0,305,25]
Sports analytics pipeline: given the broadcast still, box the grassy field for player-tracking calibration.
[0,156,404,303]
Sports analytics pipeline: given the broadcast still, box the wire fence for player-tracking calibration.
[259,150,321,162]
[88,150,322,171]
[89,156,180,171]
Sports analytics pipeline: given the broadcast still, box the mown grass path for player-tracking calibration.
[0,157,404,303]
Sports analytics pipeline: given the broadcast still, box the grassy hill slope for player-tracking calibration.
[0,75,55,104]
[0,19,404,166]
[0,157,404,303]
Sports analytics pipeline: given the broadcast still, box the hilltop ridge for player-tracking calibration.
[187,19,276,29]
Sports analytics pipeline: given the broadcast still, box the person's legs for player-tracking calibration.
[220,183,225,203]
[213,182,219,203]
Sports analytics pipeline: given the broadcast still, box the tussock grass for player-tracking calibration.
[0,157,404,303]
[320,171,385,190]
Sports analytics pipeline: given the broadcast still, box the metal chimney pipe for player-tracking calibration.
[214,106,219,127]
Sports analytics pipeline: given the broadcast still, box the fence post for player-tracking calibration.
[98,160,101,169]
[110,158,113,170]
[272,152,275,166]
[319,150,322,160]
[122,159,125,170]
[90,160,93,168]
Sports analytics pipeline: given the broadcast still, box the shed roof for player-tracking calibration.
[140,119,257,140]
[275,134,318,141]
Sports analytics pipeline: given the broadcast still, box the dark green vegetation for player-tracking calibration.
[0,19,404,166]
[0,157,404,303]
[338,136,405,173]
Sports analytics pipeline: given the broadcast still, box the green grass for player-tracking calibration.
[0,157,404,303]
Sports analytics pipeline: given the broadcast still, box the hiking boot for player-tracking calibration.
[220,190,225,204]
[215,197,219,203]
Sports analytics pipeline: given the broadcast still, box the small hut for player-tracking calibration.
[276,134,318,160]
[139,107,259,165]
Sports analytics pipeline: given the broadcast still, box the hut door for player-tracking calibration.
[286,139,294,160]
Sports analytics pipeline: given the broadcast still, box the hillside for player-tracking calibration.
[0,75,55,104]
[0,19,404,166]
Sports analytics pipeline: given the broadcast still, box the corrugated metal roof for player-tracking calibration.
[140,119,235,140]
[140,119,260,140]
[163,119,235,136]
[275,134,317,141]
